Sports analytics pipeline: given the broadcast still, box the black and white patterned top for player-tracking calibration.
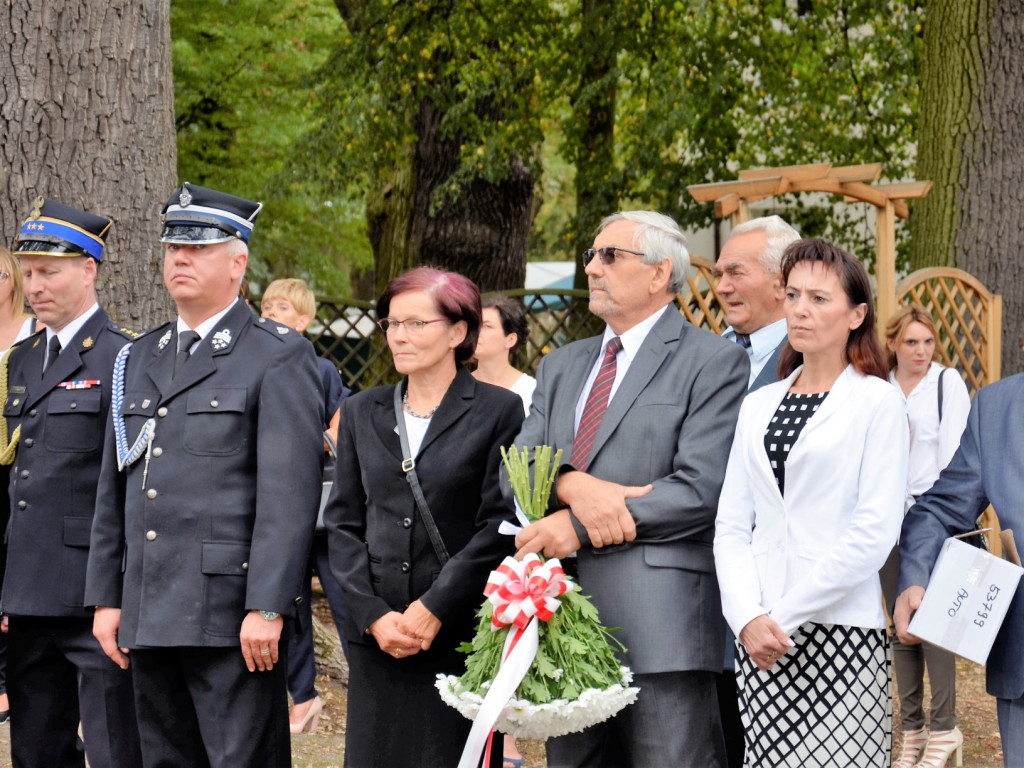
[764,391,828,495]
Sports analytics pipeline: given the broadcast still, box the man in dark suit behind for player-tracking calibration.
[513,211,749,768]
[895,372,1024,767]
[1,198,142,767]
[84,183,324,767]
[711,214,800,767]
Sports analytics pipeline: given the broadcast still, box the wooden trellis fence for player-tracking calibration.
[896,267,1002,395]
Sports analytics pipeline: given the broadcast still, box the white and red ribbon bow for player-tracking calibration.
[483,553,573,630]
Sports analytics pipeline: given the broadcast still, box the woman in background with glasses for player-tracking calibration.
[323,266,523,767]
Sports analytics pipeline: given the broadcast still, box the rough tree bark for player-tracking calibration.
[367,96,533,296]
[336,1,532,297]
[0,0,177,329]
[910,1,1024,375]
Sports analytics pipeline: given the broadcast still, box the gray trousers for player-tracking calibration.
[546,669,727,768]
[880,545,958,731]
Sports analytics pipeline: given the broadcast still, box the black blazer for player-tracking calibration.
[84,301,324,647]
[324,366,524,643]
[2,307,135,617]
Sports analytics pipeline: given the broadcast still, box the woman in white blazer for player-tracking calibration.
[714,239,908,768]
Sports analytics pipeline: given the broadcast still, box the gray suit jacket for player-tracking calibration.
[513,307,749,674]
[899,372,1024,700]
[749,339,786,393]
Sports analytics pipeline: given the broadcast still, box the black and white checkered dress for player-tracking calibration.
[736,392,892,767]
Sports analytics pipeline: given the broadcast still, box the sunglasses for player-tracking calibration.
[582,246,646,267]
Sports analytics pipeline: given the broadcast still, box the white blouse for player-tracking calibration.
[890,362,971,499]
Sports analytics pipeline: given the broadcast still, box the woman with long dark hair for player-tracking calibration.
[715,239,908,766]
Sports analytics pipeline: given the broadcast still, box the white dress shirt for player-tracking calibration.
[724,317,787,387]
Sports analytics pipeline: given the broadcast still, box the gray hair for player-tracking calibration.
[727,215,800,274]
[597,211,690,294]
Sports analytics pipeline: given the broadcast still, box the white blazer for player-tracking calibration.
[714,364,909,639]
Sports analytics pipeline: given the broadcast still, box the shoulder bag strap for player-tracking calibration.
[393,382,450,566]
[937,366,947,424]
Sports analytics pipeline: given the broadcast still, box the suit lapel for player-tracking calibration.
[149,302,252,403]
[371,389,404,465]
[749,340,786,393]
[585,309,680,467]
[29,308,110,408]
[417,367,473,457]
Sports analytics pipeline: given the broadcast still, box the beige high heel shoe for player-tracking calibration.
[895,728,929,768]
[916,726,963,768]
[289,695,323,735]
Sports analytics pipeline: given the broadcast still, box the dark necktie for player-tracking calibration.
[572,337,622,471]
[734,333,751,349]
[43,336,62,373]
[174,331,200,377]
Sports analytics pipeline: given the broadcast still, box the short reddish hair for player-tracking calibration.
[778,239,889,381]
[376,266,482,363]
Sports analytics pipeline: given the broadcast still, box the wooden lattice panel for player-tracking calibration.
[896,267,1002,395]
[677,255,727,334]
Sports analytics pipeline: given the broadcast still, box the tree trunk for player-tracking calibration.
[0,0,177,330]
[911,1,1024,375]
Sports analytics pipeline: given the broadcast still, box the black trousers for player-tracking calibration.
[7,615,142,768]
[129,644,290,768]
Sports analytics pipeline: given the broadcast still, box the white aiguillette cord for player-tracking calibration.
[456,619,539,768]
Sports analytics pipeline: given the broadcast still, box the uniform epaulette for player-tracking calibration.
[129,322,175,344]
[109,323,140,339]
[253,316,297,342]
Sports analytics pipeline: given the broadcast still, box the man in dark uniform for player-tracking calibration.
[84,183,324,768]
[0,198,143,767]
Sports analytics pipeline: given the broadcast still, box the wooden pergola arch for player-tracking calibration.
[687,162,932,334]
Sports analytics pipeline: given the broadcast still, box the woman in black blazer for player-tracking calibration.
[324,266,524,767]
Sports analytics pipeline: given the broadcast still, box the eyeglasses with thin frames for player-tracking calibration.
[582,246,646,267]
[377,317,450,334]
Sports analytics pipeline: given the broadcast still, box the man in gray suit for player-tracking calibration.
[711,214,800,767]
[895,373,1024,766]
[514,211,749,768]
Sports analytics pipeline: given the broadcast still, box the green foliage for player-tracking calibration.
[456,589,627,703]
[171,0,371,294]
[298,0,567,214]
[171,0,924,292]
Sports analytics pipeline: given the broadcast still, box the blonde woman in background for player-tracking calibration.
[880,304,970,768]
[0,245,37,724]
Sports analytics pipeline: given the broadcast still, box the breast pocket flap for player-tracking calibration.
[201,541,251,576]
[48,388,102,415]
[187,387,246,415]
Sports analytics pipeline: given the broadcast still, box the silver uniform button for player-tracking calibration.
[146,530,157,541]
[242,562,249,570]
[152,447,163,457]
[157,407,168,417]
[146,488,157,499]
[211,399,219,408]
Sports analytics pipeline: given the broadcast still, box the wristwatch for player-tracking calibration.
[259,610,281,621]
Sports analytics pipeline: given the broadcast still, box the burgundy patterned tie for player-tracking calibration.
[572,337,622,471]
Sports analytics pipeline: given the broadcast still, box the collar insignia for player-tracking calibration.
[276,326,289,335]
[157,329,172,350]
[142,399,151,408]
[211,328,232,351]
[82,336,94,349]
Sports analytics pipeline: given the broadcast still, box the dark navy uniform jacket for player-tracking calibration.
[84,300,324,648]
[2,307,135,617]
